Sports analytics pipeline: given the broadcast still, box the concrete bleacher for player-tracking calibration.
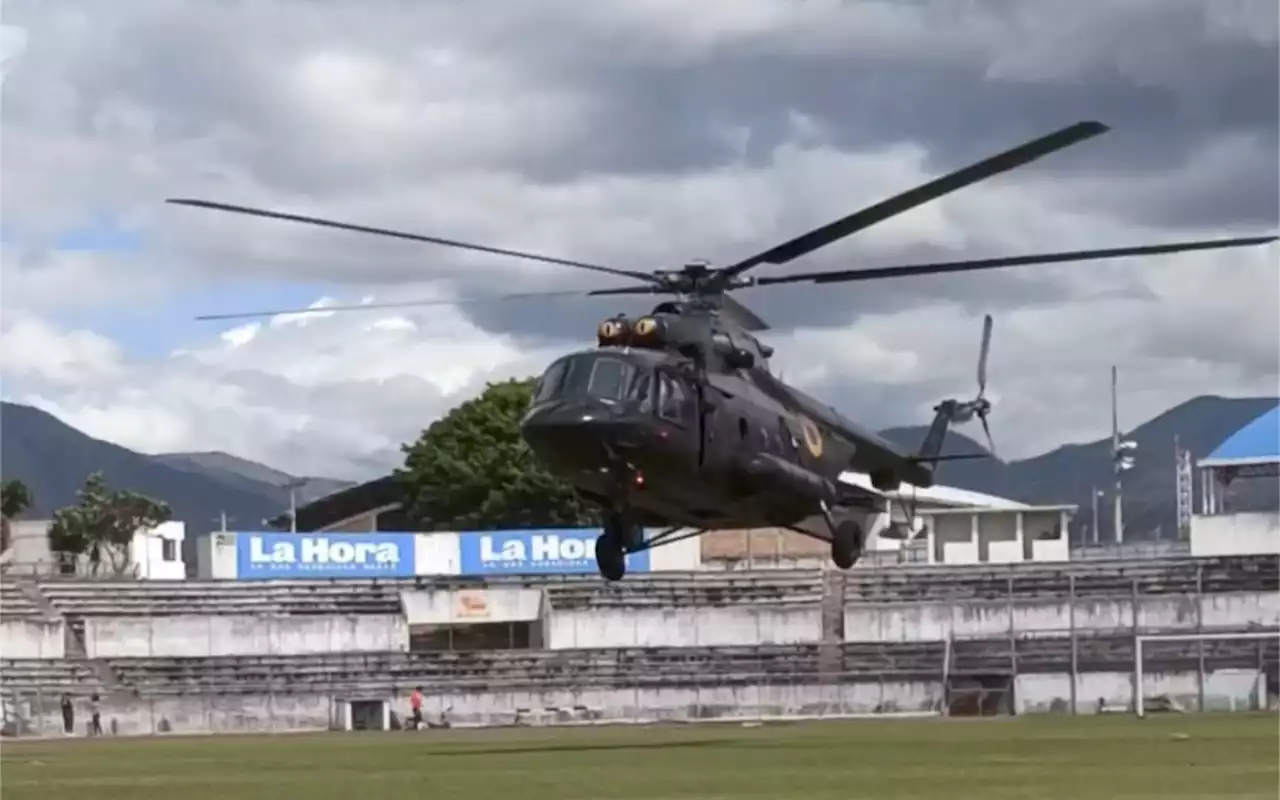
[0,658,104,695]
[947,628,1280,677]
[543,571,824,609]
[0,582,42,619]
[36,580,404,616]
[88,642,943,696]
[843,554,1278,602]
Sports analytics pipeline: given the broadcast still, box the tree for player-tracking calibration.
[397,378,598,529]
[1,478,33,553]
[47,472,173,576]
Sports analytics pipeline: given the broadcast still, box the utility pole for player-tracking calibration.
[286,479,305,533]
[1111,365,1137,544]
[1091,487,1101,546]
[220,511,228,532]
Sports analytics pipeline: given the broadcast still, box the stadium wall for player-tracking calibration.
[80,615,409,658]
[843,593,1279,642]
[0,619,64,659]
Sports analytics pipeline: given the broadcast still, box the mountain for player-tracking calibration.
[0,402,353,567]
[880,395,1279,542]
[152,451,349,504]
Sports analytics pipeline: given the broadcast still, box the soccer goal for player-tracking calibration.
[1134,631,1280,718]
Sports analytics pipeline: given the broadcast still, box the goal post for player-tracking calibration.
[1134,631,1279,718]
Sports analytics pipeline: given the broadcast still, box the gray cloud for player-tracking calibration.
[1,0,1276,477]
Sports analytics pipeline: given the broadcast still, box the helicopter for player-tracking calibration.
[169,119,1276,580]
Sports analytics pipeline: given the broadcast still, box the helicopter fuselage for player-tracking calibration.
[519,346,918,531]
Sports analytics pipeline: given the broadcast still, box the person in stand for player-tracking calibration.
[60,693,74,735]
[89,693,102,736]
[409,687,423,730]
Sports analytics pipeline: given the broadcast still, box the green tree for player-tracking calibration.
[397,378,598,529]
[1,478,33,553]
[47,472,172,575]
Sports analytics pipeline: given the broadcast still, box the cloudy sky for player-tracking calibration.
[2,0,1277,481]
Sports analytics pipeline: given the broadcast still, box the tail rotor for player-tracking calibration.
[945,314,997,456]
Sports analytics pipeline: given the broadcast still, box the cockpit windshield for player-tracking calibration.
[532,354,653,406]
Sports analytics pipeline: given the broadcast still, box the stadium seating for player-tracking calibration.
[842,555,1279,603]
[90,642,946,695]
[0,658,104,694]
[35,580,404,616]
[947,628,1280,676]
[544,571,825,609]
[0,583,42,619]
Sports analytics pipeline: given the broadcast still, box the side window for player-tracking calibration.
[630,372,654,415]
[658,372,690,424]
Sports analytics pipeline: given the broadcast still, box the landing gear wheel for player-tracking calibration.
[595,534,626,582]
[831,519,864,570]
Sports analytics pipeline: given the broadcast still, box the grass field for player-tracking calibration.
[2,714,1276,800]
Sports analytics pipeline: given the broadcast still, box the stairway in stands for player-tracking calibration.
[17,579,125,694]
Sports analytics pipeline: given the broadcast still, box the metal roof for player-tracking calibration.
[1199,404,1280,468]
[838,471,1030,510]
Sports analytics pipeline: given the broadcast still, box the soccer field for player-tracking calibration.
[2,714,1276,800]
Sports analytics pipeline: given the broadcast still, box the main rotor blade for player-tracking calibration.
[751,236,1279,287]
[192,287,629,322]
[720,120,1110,279]
[166,198,660,285]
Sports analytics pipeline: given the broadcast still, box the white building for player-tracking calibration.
[0,518,186,580]
[1192,405,1280,557]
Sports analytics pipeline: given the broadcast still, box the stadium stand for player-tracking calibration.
[0,659,104,694]
[842,555,1278,602]
[0,582,42,618]
[543,571,824,609]
[1,553,1275,734]
[36,580,404,615]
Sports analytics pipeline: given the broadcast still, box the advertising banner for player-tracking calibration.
[458,528,652,576]
[235,532,417,580]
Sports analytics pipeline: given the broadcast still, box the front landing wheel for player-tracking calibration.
[831,519,864,570]
[595,534,626,581]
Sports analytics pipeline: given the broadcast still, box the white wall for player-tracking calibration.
[546,607,821,648]
[401,588,543,625]
[82,615,409,657]
[1191,513,1280,557]
[131,522,186,580]
[0,619,66,658]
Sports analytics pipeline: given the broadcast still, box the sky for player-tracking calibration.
[1,0,1277,481]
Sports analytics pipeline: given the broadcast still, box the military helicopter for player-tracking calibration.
[169,119,1276,580]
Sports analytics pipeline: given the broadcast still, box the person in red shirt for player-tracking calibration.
[409,687,423,730]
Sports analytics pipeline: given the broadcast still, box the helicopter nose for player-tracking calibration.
[520,399,643,466]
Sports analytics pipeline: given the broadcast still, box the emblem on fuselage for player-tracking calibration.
[800,417,824,459]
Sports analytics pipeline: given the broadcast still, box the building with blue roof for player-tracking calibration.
[1192,403,1279,557]
[1199,404,1280,470]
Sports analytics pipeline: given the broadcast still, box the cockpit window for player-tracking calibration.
[533,359,570,404]
[587,357,634,402]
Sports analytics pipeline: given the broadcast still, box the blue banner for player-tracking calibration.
[235,532,417,579]
[458,528,652,575]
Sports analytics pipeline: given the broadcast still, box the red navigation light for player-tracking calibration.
[633,472,645,488]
